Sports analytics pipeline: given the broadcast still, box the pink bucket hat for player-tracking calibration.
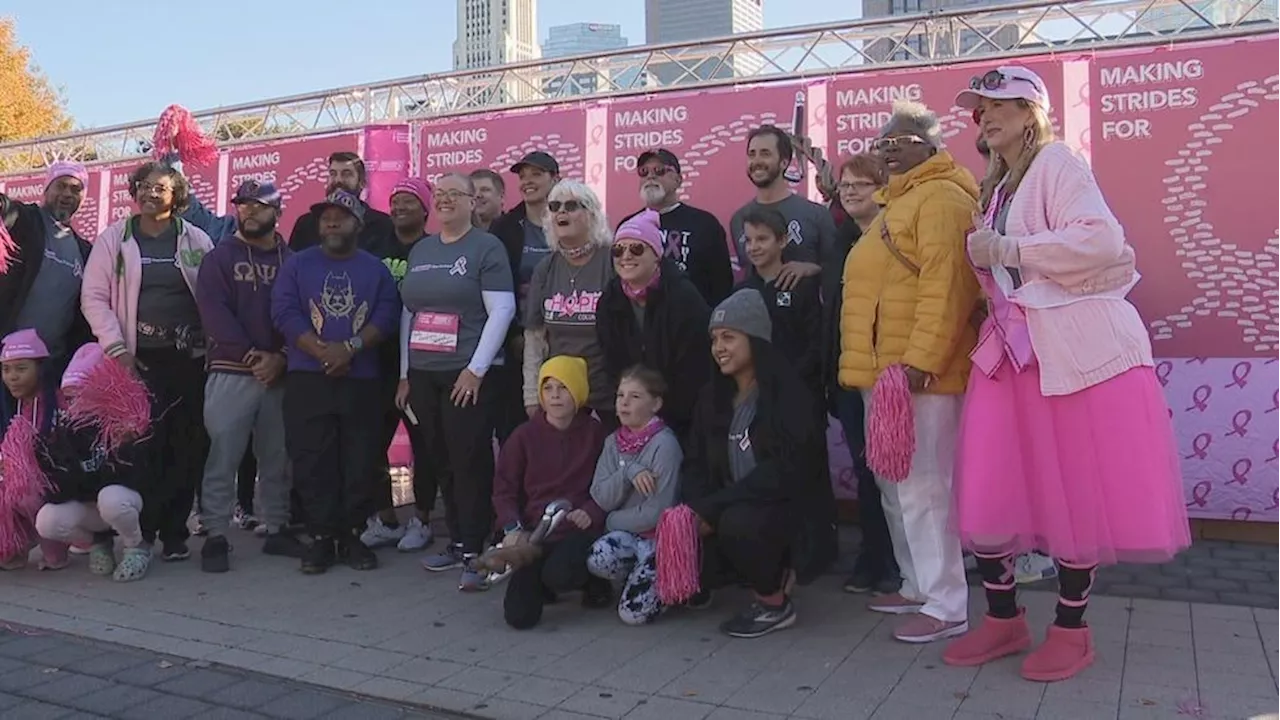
[955,66,1051,112]
[0,329,50,363]
[615,209,664,258]
[61,343,105,389]
[45,160,90,190]
[390,177,433,211]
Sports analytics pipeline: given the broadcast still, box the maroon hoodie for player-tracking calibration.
[493,409,608,540]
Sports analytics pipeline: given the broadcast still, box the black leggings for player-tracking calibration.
[700,502,795,597]
[504,531,596,629]
[373,376,431,514]
[137,348,209,547]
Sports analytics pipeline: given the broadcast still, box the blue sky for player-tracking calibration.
[7,1,859,131]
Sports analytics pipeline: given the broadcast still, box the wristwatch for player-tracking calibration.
[502,521,523,535]
[345,336,365,354]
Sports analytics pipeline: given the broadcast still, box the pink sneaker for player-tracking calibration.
[943,609,1032,667]
[867,592,924,614]
[1021,625,1094,682]
[38,541,70,570]
[894,614,969,644]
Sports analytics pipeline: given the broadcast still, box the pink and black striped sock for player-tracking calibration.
[974,551,1018,619]
[1054,560,1097,629]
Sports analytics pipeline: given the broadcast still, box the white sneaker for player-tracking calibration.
[396,517,433,552]
[1014,552,1058,584]
[360,516,405,549]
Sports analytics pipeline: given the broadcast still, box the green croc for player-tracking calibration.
[112,547,152,583]
[88,543,116,576]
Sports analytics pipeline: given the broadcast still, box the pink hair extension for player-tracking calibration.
[0,418,53,558]
[152,105,218,168]
[655,505,702,605]
[0,222,16,274]
[866,365,915,482]
[65,358,153,454]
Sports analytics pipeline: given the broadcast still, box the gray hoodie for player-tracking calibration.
[590,426,683,534]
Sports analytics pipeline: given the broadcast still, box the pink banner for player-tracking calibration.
[102,161,142,229]
[603,84,805,225]
[362,124,413,214]
[0,172,102,241]
[417,105,587,188]
[225,132,360,240]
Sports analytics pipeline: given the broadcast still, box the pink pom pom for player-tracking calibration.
[152,104,218,168]
[656,504,702,605]
[0,222,17,275]
[0,417,54,558]
[65,358,153,454]
[866,365,915,482]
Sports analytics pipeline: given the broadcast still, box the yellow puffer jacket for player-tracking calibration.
[838,151,981,394]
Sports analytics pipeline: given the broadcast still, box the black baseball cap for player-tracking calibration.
[510,151,560,175]
[637,148,681,175]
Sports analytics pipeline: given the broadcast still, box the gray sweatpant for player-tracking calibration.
[201,373,290,536]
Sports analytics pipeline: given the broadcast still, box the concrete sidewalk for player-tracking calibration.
[0,531,1275,720]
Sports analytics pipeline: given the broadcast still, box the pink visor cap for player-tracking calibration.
[62,343,105,389]
[955,66,1051,112]
[0,328,50,363]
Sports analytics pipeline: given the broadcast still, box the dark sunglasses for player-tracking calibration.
[611,243,649,259]
[548,200,583,213]
[638,166,674,179]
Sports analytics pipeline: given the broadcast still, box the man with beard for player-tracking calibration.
[729,125,841,304]
[0,161,95,374]
[287,152,393,252]
[617,149,732,305]
[196,181,304,572]
[489,151,559,441]
[469,169,506,232]
[271,189,401,574]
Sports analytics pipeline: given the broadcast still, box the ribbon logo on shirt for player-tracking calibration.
[449,257,468,277]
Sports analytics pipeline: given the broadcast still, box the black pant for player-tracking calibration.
[835,389,894,578]
[283,373,380,537]
[504,531,596,629]
[701,502,794,596]
[238,446,257,510]
[374,375,432,513]
[408,368,497,553]
[137,348,208,547]
[493,349,527,445]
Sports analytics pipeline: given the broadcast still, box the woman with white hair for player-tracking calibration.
[837,100,982,644]
[522,180,618,428]
[943,66,1188,682]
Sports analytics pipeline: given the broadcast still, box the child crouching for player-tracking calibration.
[587,366,683,625]
[33,343,158,582]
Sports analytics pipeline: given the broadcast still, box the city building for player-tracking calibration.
[861,0,1022,63]
[541,23,636,96]
[453,0,541,104]
[643,0,765,85]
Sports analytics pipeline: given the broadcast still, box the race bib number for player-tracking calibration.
[409,312,460,353]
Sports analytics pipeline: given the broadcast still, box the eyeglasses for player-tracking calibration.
[436,190,473,202]
[838,180,879,193]
[611,243,648,259]
[638,166,674,179]
[548,200,584,213]
[871,135,928,152]
[137,181,174,195]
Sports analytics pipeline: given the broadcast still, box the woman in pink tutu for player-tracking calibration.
[943,65,1190,682]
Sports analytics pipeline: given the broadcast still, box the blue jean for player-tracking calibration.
[835,389,895,577]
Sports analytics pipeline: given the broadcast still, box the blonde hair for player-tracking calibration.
[543,180,612,252]
[979,100,1055,212]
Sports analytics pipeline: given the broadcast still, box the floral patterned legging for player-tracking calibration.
[587,530,661,625]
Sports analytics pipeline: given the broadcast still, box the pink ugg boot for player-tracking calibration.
[38,540,70,571]
[943,608,1032,667]
[1020,624,1094,682]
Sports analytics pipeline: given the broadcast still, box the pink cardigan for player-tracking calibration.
[992,142,1154,396]
[81,216,213,358]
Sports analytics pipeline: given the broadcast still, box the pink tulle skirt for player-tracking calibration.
[953,364,1191,566]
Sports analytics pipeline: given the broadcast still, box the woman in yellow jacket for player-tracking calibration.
[838,101,981,645]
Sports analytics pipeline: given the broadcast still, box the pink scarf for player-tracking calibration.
[622,266,662,302]
[616,416,666,455]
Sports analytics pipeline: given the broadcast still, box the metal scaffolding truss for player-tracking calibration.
[1,0,1275,173]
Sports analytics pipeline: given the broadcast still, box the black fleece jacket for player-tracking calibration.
[0,196,93,347]
[39,408,156,506]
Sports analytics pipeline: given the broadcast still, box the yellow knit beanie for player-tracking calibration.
[539,355,589,409]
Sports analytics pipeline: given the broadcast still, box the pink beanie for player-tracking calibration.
[0,329,49,363]
[615,209,664,258]
[61,343,104,389]
[45,161,89,190]
[390,177,433,211]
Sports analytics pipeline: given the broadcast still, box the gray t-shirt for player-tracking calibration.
[13,210,84,358]
[727,387,759,484]
[524,248,614,410]
[135,222,201,350]
[400,227,513,373]
[518,220,551,291]
[730,193,841,301]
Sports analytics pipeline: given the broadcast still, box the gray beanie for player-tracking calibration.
[709,289,773,342]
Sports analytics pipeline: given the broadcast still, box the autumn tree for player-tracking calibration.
[0,18,72,143]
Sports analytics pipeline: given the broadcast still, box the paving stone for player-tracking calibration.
[1186,577,1244,592]
[215,677,295,710]
[21,672,114,704]
[1104,583,1161,599]
[1217,592,1278,608]
[0,691,23,711]
[27,644,109,669]
[0,635,65,660]
[61,651,154,678]
[118,692,216,719]
[1211,548,1264,561]
[0,664,61,693]
[4,700,74,719]
[1160,588,1219,604]
[109,660,189,687]
[258,689,350,719]
[189,708,271,720]
[316,702,407,720]
[154,668,246,700]
[1216,568,1270,583]
[66,684,166,714]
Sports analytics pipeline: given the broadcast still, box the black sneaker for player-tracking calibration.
[582,577,613,609]
[200,536,230,573]
[162,541,191,562]
[843,566,879,594]
[262,532,305,558]
[686,589,713,610]
[720,599,797,639]
[301,536,336,575]
[343,537,378,571]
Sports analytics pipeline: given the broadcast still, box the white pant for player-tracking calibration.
[35,486,144,548]
[864,391,968,623]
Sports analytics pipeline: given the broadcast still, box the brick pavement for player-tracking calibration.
[0,525,1276,720]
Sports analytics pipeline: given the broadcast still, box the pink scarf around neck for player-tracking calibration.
[616,416,666,455]
[622,266,662,302]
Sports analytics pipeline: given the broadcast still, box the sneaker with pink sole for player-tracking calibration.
[867,592,924,614]
[894,614,969,644]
